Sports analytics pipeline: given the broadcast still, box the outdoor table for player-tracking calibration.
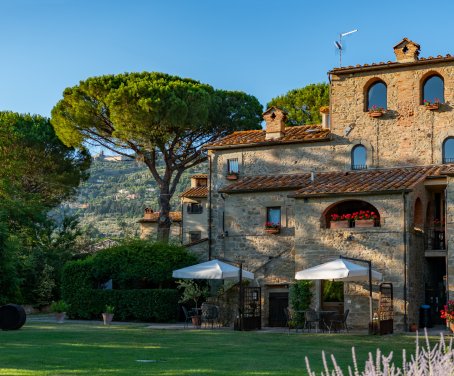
[317,311,337,333]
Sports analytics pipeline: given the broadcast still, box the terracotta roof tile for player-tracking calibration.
[204,125,330,149]
[191,174,208,179]
[219,165,452,197]
[138,211,182,223]
[330,54,454,75]
[180,186,208,198]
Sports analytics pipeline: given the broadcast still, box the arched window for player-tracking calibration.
[351,145,367,170]
[367,81,387,110]
[422,75,444,104]
[442,137,454,163]
[323,200,380,229]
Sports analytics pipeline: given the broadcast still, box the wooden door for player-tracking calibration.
[268,292,288,327]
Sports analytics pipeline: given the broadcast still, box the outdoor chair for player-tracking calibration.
[304,309,320,332]
[201,303,219,328]
[329,309,350,332]
[182,306,192,329]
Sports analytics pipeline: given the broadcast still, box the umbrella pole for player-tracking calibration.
[239,262,243,331]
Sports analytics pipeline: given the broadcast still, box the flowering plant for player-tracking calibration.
[265,221,280,229]
[352,210,378,221]
[330,213,352,222]
[368,105,385,113]
[424,98,441,106]
[440,300,454,323]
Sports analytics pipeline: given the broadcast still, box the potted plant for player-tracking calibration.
[177,280,209,327]
[424,98,441,110]
[50,300,69,323]
[330,213,351,229]
[226,171,239,180]
[352,210,378,228]
[264,221,281,234]
[440,300,454,332]
[368,105,385,118]
[102,305,115,325]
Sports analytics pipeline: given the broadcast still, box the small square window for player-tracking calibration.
[189,231,201,243]
[227,158,239,174]
[187,203,203,214]
[266,207,281,226]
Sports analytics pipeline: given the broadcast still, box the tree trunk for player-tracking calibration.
[157,185,172,243]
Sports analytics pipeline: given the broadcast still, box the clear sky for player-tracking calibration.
[1,0,454,118]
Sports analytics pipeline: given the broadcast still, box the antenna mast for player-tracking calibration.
[335,29,358,67]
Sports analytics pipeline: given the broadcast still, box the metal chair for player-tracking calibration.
[304,309,320,332]
[201,303,219,328]
[329,309,350,332]
[182,306,192,328]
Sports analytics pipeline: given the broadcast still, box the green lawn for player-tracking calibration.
[0,321,425,376]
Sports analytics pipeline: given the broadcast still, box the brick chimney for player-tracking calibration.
[263,107,287,140]
[319,106,330,129]
[393,38,420,63]
[144,207,154,219]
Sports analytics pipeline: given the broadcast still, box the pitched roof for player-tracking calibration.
[393,37,420,49]
[138,211,182,223]
[219,165,450,197]
[180,186,208,198]
[204,125,330,150]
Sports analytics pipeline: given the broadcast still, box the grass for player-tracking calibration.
[0,321,428,376]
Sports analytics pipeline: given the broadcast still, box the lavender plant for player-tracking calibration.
[305,330,453,376]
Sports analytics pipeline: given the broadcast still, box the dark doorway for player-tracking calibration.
[425,257,446,325]
[268,292,288,327]
[321,281,344,314]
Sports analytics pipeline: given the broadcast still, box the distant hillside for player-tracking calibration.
[59,157,206,239]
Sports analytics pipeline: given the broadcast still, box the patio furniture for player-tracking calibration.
[329,309,350,332]
[181,306,192,329]
[201,303,219,328]
[318,310,338,333]
[304,309,320,332]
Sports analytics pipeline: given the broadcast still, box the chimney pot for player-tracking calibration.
[263,107,287,140]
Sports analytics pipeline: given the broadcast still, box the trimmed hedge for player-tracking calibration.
[61,240,196,322]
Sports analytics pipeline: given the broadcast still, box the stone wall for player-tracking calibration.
[139,222,181,241]
[181,198,208,244]
[330,62,454,168]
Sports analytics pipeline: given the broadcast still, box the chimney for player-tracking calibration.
[319,106,330,129]
[263,107,287,140]
[393,38,420,63]
[144,207,154,219]
[310,171,315,182]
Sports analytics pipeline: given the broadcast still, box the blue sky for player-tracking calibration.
[1,0,454,118]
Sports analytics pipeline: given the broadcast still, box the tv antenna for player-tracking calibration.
[334,29,358,67]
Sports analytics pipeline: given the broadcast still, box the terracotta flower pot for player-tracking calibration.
[191,315,201,327]
[409,323,418,332]
[330,221,349,229]
[265,228,280,234]
[369,111,383,118]
[102,313,114,325]
[450,321,454,333]
[354,219,375,228]
[55,312,66,324]
[226,174,238,181]
[425,104,439,111]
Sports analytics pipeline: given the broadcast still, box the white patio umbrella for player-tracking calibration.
[172,259,254,280]
[295,257,383,323]
[295,258,382,282]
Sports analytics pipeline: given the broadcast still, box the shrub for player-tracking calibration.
[289,280,313,311]
[61,240,196,322]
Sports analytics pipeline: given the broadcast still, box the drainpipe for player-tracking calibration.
[208,153,212,261]
[403,191,408,331]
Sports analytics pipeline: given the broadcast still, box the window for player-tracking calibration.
[266,207,281,226]
[189,231,201,243]
[227,158,239,174]
[422,75,444,104]
[351,145,367,170]
[187,203,203,214]
[442,137,454,163]
[324,200,380,229]
[367,81,387,110]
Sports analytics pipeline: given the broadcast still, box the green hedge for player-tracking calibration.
[61,240,196,322]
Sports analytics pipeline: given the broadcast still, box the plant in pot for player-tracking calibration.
[102,305,115,325]
[264,221,281,234]
[352,210,378,228]
[440,300,454,332]
[330,213,351,229]
[50,300,69,323]
[177,280,209,327]
[368,105,385,118]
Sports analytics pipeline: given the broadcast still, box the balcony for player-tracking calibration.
[424,227,446,257]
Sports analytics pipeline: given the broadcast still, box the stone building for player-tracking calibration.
[138,208,182,240]
[201,38,453,330]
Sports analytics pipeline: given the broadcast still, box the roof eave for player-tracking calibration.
[219,186,303,194]
[290,188,413,199]
[204,136,332,151]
